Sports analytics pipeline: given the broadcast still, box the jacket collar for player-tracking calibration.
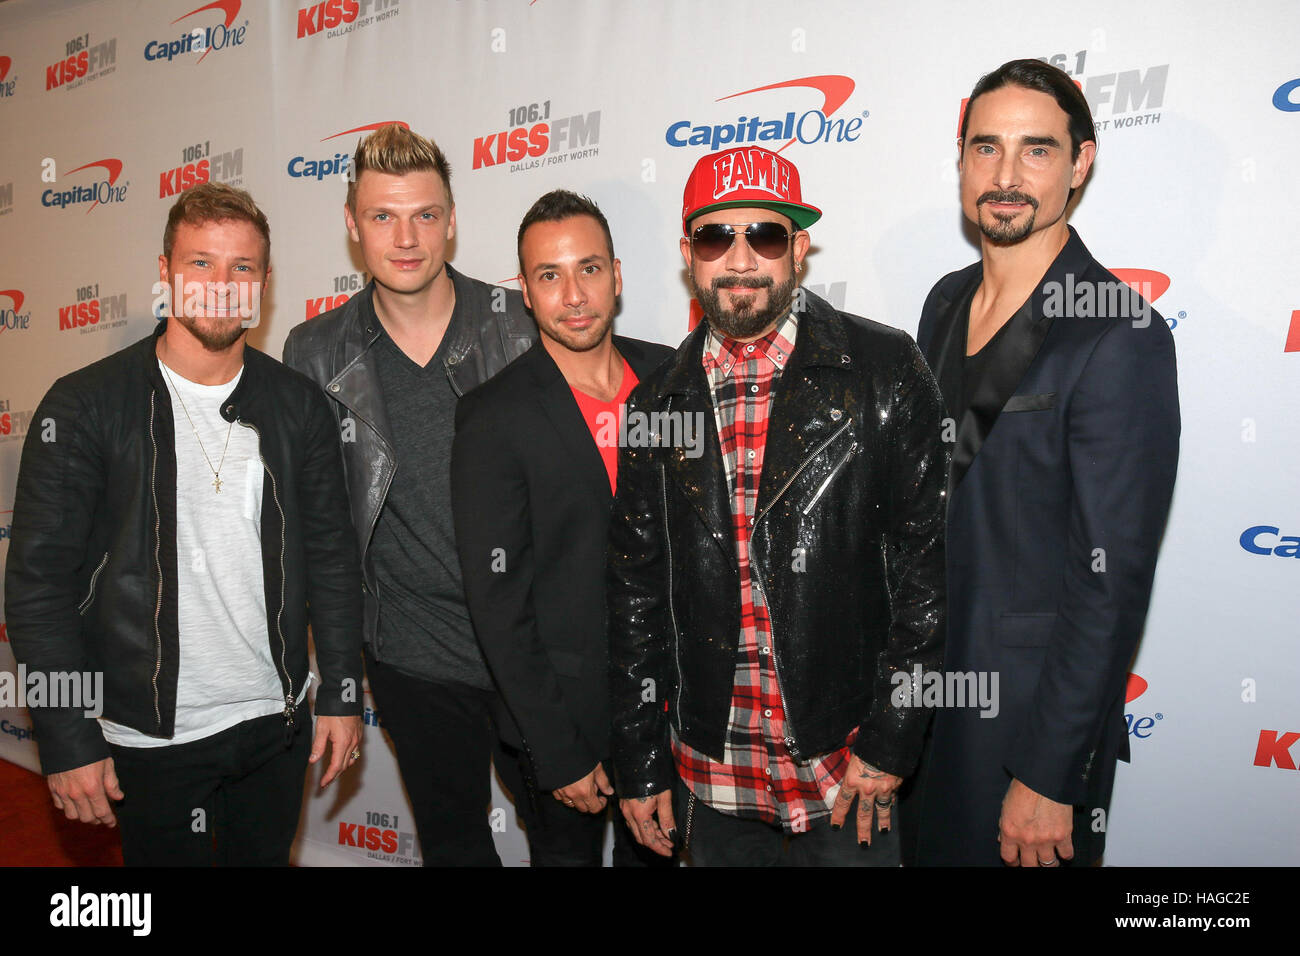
[143,318,265,422]
[935,225,1092,496]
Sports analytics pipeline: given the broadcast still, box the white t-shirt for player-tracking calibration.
[100,360,309,747]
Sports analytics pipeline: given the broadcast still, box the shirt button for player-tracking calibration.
[747,450,755,459]
[766,784,772,792]
[763,709,772,718]
[750,384,759,393]
[764,767,772,776]
[746,344,755,353]
[759,646,770,655]
[748,516,755,526]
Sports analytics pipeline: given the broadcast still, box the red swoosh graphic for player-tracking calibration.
[0,57,11,82]
[1125,673,1148,703]
[172,0,241,62]
[66,159,124,213]
[718,75,856,153]
[322,121,410,141]
[1111,269,1170,303]
[173,0,240,28]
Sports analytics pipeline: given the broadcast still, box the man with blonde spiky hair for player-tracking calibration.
[285,124,535,866]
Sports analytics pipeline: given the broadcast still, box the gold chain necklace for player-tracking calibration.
[159,359,236,494]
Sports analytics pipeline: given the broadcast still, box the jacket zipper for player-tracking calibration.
[801,441,859,516]
[753,419,852,526]
[150,391,163,729]
[236,420,295,725]
[78,552,110,615]
[747,418,853,759]
[659,461,685,719]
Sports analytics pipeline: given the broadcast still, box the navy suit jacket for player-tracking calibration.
[907,227,1179,865]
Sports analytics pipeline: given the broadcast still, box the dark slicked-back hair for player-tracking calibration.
[517,190,615,271]
[961,58,1097,160]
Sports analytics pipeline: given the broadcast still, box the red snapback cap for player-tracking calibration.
[681,146,822,235]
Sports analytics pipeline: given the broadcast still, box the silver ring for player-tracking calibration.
[874,797,894,808]
[1038,858,1058,867]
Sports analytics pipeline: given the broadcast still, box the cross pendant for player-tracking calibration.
[213,474,223,494]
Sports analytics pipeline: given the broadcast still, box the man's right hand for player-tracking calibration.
[553,762,614,814]
[48,757,122,826]
[620,790,676,857]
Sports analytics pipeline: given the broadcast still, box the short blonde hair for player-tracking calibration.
[163,182,270,266]
[346,124,453,210]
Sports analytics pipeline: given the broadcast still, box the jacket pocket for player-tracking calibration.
[997,612,1057,646]
[78,552,110,615]
[1003,392,1056,413]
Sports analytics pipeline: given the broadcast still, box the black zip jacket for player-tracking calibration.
[608,290,949,797]
[281,266,536,657]
[4,320,363,774]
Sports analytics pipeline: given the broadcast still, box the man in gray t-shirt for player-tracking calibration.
[283,124,535,865]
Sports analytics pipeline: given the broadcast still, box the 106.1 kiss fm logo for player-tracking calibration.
[159,141,244,198]
[59,282,128,334]
[295,0,400,39]
[472,100,601,172]
[45,32,117,91]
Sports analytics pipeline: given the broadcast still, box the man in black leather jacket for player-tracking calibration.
[5,183,363,865]
[610,147,948,865]
[283,124,535,865]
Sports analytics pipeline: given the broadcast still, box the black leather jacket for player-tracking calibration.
[282,265,535,654]
[4,321,363,774]
[608,291,949,797]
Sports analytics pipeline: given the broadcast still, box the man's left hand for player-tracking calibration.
[829,755,902,845]
[998,777,1074,867]
[311,715,363,788]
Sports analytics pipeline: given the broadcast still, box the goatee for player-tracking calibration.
[694,273,796,341]
[976,189,1040,245]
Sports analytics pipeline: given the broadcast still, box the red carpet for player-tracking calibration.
[0,759,123,866]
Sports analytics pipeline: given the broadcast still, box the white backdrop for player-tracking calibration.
[1,0,1297,866]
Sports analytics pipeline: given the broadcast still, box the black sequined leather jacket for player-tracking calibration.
[608,290,949,798]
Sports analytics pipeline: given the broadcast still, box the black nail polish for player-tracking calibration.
[859,841,871,850]
[879,826,890,834]
[830,823,841,831]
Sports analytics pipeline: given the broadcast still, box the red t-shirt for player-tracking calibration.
[570,356,639,495]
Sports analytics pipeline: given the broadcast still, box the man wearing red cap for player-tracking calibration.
[607,146,949,864]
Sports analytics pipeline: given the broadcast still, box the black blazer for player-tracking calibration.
[450,335,672,790]
[907,227,1180,865]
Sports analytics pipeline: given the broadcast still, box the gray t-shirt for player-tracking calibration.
[368,299,491,690]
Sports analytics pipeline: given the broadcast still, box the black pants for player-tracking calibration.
[107,708,311,867]
[673,774,901,866]
[494,743,673,867]
[363,650,501,866]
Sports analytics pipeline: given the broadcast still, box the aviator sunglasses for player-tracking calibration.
[690,221,794,262]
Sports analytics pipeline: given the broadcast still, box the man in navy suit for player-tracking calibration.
[907,59,1179,866]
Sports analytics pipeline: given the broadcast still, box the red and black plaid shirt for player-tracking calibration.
[671,312,854,831]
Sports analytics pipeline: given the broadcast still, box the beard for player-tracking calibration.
[171,311,248,352]
[693,273,797,340]
[976,189,1040,245]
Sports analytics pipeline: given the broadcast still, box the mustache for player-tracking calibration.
[977,190,1039,209]
[710,276,773,290]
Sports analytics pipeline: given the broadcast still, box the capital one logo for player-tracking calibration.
[144,0,248,64]
[1109,268,1183,330]
[0,289,31,334]
[287,120,408,181]
[665,75,864,153]
[41,159,128,212]
[0,55,14,97]
[1124,673,1162,739]
[1274,78,1300,112]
